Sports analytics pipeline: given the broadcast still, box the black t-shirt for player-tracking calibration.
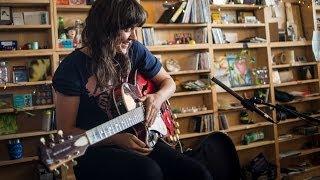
[52,41,162,130]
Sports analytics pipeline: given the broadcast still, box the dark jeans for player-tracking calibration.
[74,140,213,180]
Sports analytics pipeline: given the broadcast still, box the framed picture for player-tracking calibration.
[0,7,12,25]
[236,11,254,23]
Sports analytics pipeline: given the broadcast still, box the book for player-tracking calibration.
[219,114,229,130]
[12,66,28,83]
[170,1,187,23]
[157,2,180,23]
[12,12,24,25]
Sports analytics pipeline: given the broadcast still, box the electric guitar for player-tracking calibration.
[39,72,180,174]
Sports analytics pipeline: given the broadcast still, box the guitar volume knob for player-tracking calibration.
[53,169,60,176]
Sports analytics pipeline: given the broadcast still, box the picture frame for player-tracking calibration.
[0,7,12,25]
[236,10,255,23]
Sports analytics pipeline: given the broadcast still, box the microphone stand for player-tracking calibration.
[211,77,320,125]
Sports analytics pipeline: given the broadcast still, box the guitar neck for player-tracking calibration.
[85,106,144,145]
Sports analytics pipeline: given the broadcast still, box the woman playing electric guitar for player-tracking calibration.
[52,0,212,179]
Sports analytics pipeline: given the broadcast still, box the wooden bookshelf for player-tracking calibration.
[0,49,53,58]
[0,0,49,6]
[270,41,312,48]
[0,80,52,88]
[235,140,275,151]
[173,110,214,119]
[168,69,211,76]
[147,44,210,52]
[0,130,57,141]
[211,43,267,49]
[211,23,265,28]
[0,25,52,30]
[172,90,212,97]
[210,4,263,10]
[0,156,39,167]
[56,5,91,11]
[216,84,270,93]
[274,79,319,87]
[272,62,318,69]
[221,122,273,133]
[143,23,207,29]
[0,104,55,114]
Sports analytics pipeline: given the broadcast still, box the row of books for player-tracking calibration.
[142,28,155,46]
[157,0,211,24]
[193,114,214,133]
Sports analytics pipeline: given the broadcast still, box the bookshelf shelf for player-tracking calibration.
[280,147,320,160]
[172,90,212,97]
[0,156,39,167]
[279,133,320,143]
[315,5,320,10]
[56,5,92,11]
[173,110,214,119]
[282,165,320,177]
[0,49,53,58]
[219,104,267,112]
[278,114,320,125]
[279,94,320,105]
[236,140,275,151]
[270,41,312,48]
[0,80,52,88]
[168,69,211,76]
[179,131,213,140]
[0,104,55,114]
[147,44,210,52]
[272,62,318,69]
[211,23,265,28]
[274,79,319,87]
[0,25,52,30]
[0,0,49,6]
[211,43,267,49]
[210,4,263,10]
[221,122,273,133]
[143,23,207,29]
[216,84,270,93]
[0,130,57,141]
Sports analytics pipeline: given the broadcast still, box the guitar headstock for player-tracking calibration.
[39,130,89,174]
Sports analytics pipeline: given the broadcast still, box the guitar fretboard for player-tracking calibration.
[85,107,144,144]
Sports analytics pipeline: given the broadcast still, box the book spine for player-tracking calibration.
[170,2,187,23]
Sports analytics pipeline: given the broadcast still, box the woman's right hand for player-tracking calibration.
[107,133,152,155]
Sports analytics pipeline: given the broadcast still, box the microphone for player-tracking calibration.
[211,77,275,124]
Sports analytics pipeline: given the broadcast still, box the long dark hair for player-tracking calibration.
[82,0,147,87]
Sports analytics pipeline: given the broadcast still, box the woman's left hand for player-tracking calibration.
[140,93,163,127]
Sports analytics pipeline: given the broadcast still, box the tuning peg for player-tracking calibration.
[172,114,177,119]
[49,134,55,141]
[67,135,73,140]
[62,163,69,170]
[74,150,80,156]
[40,137,46,145]
[175,129,180,135]
[175,134,180,140]
[53,169,60,176]
[57,130,64,137]
[173,135,177,142]
[59,139,65,143]
[169,135,174,142]
[174,122,180,127]
[72,159,78,166]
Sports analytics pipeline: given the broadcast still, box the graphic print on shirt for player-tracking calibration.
[85,75,115,119]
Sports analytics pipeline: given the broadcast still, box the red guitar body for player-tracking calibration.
[111,71,178,147]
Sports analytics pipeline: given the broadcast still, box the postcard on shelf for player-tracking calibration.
[12,12,24,25]
[12,66,28,83]
[0,7,12,25]
[13,94,32,109]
